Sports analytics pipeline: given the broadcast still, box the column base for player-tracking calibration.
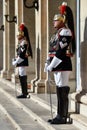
[1,70,12,80]
[31,77,39,92]
[34,79,56,94]
[1,70,7,78]
[45,79,56,93]
[11,73,19,84]
[34,79,46,93]
[71,91,87,121]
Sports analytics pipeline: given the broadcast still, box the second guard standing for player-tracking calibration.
[12,23,33,98]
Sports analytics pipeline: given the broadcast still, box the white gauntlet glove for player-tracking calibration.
[47,56,62,71]
[44,57,50,72]
[12,56,24,66]
[44,63,49,72]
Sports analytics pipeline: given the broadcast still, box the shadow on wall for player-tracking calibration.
[80,17,87,93]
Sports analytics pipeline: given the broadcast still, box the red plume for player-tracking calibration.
[59,5,66,15]
[19,23,25,31]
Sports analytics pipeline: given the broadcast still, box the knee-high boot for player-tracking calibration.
[18,75,29,98]
[58,86,70,121]
[51,86,70,124]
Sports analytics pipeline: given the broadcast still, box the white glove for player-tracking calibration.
[12,57,24,66]
[47,56,62,71]
[44,63,49,72]
[12,58,16,66]
[44,57,50,72]
[47,65,53,71]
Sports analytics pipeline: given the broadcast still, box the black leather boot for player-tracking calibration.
[60,86,70,122]
[17,75,30,98]
[50,86,70,124]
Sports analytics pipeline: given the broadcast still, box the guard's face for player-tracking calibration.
[17,31,24,40]
[53,20,64,29]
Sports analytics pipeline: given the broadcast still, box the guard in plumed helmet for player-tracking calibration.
[12,23,33,98]
[44,2,75,124]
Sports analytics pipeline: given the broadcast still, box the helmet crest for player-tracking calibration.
[19,23,25,31]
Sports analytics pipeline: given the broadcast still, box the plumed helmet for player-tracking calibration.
[53,14,66,23]
[18,23,33,58]
[58,2,74,30]
[58,2,76,54]
[18,23,29,38]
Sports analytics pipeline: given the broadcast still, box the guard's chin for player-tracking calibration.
[17,36,23,40]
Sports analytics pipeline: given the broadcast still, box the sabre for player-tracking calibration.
[14,68,18,98]
[48,72,53,120]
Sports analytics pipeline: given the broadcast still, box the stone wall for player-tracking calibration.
[0,0,3,70]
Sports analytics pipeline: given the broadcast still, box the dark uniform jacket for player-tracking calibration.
[16,39,28,67]
[49,27,72,71]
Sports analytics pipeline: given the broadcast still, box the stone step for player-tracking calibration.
[71,92,87,118]
[70,114,87,130]
[0,104,19,130]
[0,88,47,130]
[0,78,79,130]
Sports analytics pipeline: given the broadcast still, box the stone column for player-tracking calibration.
[1,0,15,79]
[1,0,7,78]
[32,0,48,93]
[0,1,3,70]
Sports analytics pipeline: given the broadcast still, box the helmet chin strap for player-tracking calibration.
[18,35,24,41]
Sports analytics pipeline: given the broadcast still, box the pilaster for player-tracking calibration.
[1,0,15,79]
[32,0,49,93]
